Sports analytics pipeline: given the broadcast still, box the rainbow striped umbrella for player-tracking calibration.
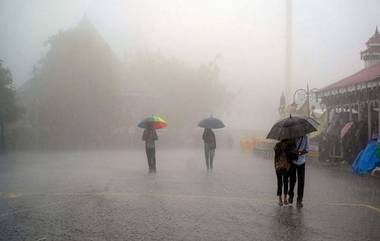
[138,115,167,129]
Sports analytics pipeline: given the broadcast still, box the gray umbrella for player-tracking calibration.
[266,115,318,140]
[198,116,225,129]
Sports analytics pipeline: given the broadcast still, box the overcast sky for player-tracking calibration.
[0,0,379,130]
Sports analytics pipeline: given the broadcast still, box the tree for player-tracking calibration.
[0,60,22,151]
[124,52,229,146]
[23,17,125,149]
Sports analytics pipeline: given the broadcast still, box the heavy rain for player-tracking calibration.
[0,0,380,240]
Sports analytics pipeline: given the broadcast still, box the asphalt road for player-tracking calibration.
[0,149,379,241]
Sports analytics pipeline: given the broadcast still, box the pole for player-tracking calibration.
[368,101,372,140]
[306,83,310,118]
[349,105,353,121]
[326,108,330,124]
[0,113,4,153]
[285,0,293,103]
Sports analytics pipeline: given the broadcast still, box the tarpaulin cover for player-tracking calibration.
[352,140,380,175]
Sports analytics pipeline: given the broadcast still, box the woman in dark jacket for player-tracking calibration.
[274,139,291,206]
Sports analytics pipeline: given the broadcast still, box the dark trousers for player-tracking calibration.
[145,147,156,172]
[288,163,305,201]
[276,169,289,196]
[204,144,215,169]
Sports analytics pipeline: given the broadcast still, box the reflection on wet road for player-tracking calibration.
[0,150,379,241]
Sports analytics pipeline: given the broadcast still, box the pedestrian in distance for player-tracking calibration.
[202,128,216,170]
[142,125,158,173]
[274,139,291,206]
[288,135,309,208]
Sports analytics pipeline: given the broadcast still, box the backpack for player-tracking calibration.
[274,142,290,171]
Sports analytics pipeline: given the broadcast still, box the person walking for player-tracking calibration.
[274,139,291,206]
[202,128,216,170]
[288,135,309,208]
[142,126,158,173]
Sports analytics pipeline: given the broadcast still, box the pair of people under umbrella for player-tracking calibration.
[274,136,309,207]
[269,115,316,208]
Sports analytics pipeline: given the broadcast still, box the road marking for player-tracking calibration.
[2,191,380,216]
[326,202,380,214]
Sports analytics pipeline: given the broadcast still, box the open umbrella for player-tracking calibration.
[306,117,320,129]
[340,121,354,138]
[138,115,167,129]
[198,116,225,129]
[266,115,318,140]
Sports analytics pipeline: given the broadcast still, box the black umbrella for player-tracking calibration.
[266,115,318,140]
[306,117,320,129]
[198,116,225,129]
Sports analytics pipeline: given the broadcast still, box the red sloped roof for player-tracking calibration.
[321,62,380,91]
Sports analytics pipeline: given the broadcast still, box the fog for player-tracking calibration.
[1,0,380,138]
[1,2,380,240]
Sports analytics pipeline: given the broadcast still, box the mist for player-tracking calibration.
[1,0,380,141]
[2,2,380,240]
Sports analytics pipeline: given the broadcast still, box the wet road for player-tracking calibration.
[0,149,379,241]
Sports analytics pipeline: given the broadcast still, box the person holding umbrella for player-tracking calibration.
[267,115,318,208]
[274,138,292,206]
[203,128,216,170]
[198,116,225,170]
[139,115,167,173]
[288,135,309,208]
[142,126,158,173]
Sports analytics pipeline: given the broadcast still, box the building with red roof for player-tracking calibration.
[317,28,380,161]
[361,27,380,68]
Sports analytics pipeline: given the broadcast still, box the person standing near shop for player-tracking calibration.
[288,135,309,208]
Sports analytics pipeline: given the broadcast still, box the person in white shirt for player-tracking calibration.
[288,135,309,208]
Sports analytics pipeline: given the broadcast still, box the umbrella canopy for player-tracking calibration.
[306,117,320,129]
[138,115,167,129]
[198,116,225,129]
[266,115,318,140]
[340,121,354,138]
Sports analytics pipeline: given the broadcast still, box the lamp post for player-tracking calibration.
[292,83,319,118]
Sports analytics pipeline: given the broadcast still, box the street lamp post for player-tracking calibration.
[292,83,319,118]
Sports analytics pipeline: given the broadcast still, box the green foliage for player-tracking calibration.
[22,18,229,149]
[24,19,125,148]
[0,60,22,122]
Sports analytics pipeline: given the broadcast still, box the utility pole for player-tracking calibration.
[285,0,293,103]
